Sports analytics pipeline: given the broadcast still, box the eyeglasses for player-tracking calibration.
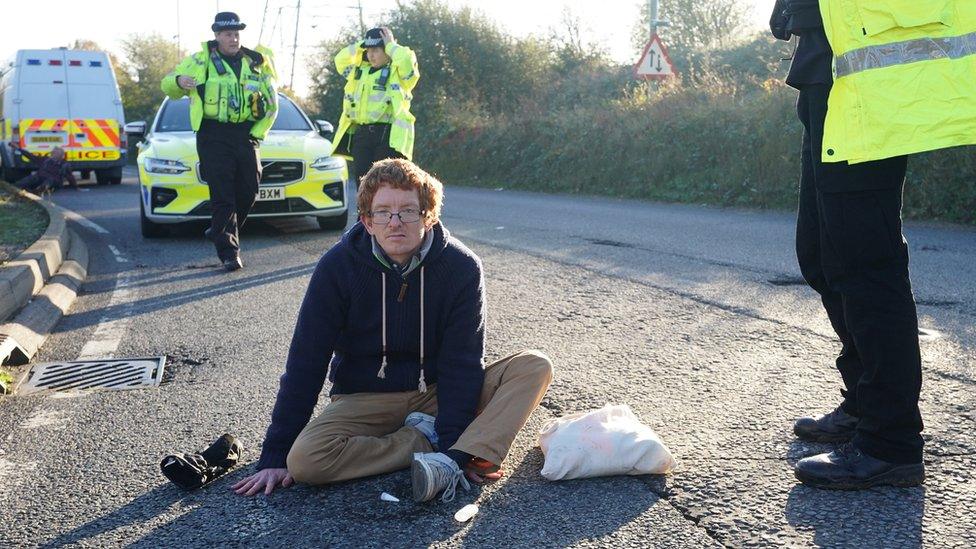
[369,209,423,225]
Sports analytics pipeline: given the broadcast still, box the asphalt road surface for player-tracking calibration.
[1,166,974,547]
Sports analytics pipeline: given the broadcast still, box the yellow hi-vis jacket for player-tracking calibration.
[161,42,279,141]
[331,41,420,160]
[820,1,976,164]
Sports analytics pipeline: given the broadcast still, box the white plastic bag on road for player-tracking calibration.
[538,404,676,481]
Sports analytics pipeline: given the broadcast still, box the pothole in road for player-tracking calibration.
[916,299,959,308]
[585,238,636,249]
[162,347,212,384]
[767,276,807,287]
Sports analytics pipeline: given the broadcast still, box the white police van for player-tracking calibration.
[0,48,127,184]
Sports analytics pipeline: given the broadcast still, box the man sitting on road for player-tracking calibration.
[233,158,553,502]
[10,145,77,194]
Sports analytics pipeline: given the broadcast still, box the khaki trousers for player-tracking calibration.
[286,349,553,484]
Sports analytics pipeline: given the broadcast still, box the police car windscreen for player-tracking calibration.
[156,97,311,132]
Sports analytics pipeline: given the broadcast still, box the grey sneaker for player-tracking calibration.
[405,412,438,448]
[411,452,471,503]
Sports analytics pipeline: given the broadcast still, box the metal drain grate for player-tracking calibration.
[18,357,167,395]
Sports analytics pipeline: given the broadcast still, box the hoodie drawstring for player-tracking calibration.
[377,267,428,393]
[378,272,388,379]
[418,266,427,393]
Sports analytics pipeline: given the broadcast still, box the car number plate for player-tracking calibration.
[257,187,284,201]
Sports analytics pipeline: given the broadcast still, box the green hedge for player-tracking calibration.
[417,83,976,225]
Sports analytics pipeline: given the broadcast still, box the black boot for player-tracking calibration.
[794,405,858,442]
[222,256,243,272]
[794,443,924,490]
[160,434,244,490]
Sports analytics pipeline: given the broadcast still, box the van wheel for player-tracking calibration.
[140,200,168,238]
[80,170,92,180]
[317,214,348,231]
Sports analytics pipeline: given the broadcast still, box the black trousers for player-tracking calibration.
[197,130,261,261]
[795,84,924,464]
[16,173,59,192]
[350,123,404,187]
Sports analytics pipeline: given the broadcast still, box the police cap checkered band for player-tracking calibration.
[361,27,385,48]
[212,12,246,32]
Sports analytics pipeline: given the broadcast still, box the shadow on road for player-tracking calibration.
[38,483,189,548]
[64,261,318,331]
[455,448,658,546]
[784,482,925,547]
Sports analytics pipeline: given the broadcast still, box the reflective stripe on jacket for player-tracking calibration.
[161,41,279,141]
[331,41,419,160]
[820,0,976,163]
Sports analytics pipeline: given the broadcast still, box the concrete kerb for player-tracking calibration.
[0,182,91,369]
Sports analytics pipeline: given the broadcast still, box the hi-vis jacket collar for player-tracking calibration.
[205,40,265,72]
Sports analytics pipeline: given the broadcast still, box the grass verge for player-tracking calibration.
[0,186,49,266]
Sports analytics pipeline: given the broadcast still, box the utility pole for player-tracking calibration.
[270,6,282,45]
[648,0,669,38]
[258,0,270,44]
[357,0,365,34]
[175,0,181,52]
[290,0,302,90]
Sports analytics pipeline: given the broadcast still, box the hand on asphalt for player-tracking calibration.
[232,468,294,496]
[177,76,198,90]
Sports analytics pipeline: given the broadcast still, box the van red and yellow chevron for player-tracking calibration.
[18,118,122,161]
[19,118,121,148]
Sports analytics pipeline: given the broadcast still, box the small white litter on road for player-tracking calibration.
[380,492,400,502]
[454,504,478,522]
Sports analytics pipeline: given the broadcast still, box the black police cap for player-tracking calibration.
[212,12,246,32]
[362,27,385,48]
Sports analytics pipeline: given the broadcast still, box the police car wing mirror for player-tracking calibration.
[124,121,147,138]
[315,120,334,138]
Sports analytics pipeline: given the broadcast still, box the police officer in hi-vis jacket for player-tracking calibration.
[162,12,278,271]
[330,27,419,189]
[770,0,976,490]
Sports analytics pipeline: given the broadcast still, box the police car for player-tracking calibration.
[0,48,127,184]
[126,94,348,237]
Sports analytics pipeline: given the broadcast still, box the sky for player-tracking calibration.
[0,0,776,96]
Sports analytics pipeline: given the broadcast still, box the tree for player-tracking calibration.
[115,34,185,123]
[306,0,553,136]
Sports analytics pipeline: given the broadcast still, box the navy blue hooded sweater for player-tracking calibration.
[257,221,486,470]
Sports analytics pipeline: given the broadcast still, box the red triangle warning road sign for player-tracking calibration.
[634,34,676,80]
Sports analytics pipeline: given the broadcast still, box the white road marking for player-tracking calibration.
[108,245,129,263]
[20,410,69,429]
[76,270,137,360]
[62,210,110,234]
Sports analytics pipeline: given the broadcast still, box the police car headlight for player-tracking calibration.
[145,157,191,174]
[310,156,345,171]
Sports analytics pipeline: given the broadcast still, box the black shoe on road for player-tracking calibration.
[794,405,858,442]
[794,443,924,490]
[161,433,245,490]
[204,227,214,241]
[222,256,243,271]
